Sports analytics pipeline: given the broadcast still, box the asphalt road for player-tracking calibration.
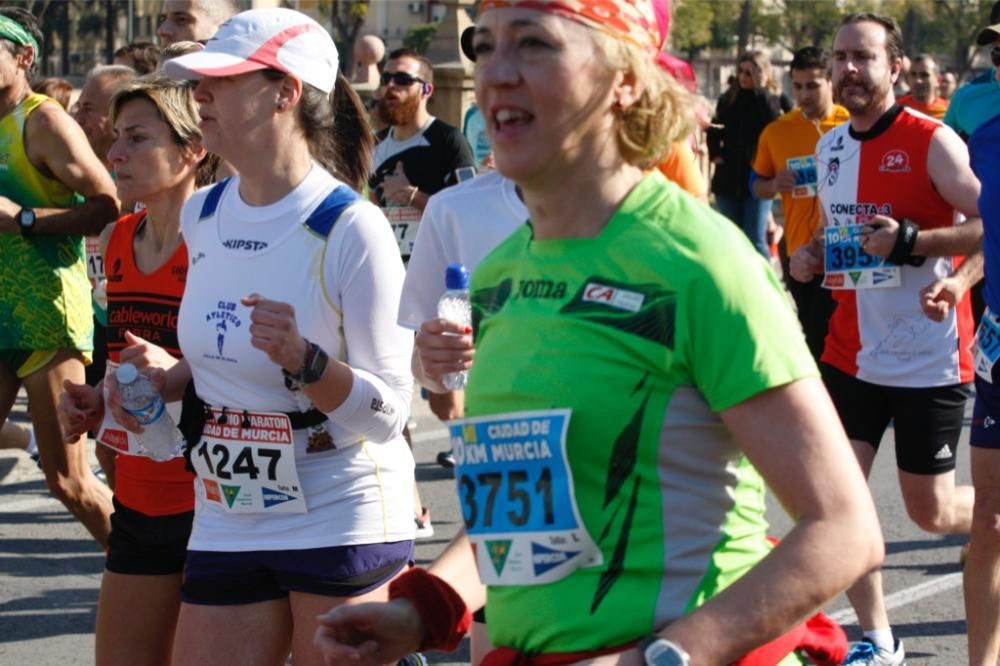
[0,390,973,665]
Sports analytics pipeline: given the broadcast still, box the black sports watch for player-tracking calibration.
[18,208,36,237]
[640,636,691,666]
[282,338,329,389]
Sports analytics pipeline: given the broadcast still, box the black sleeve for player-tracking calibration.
[779,92,793,113]
[707,96,727,160]
[438,124,476,188]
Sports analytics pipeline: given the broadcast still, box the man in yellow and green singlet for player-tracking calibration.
[0,7,119,546]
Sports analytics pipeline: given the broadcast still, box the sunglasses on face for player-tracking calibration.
[379,71,426,87]
[992,47,1000,68]
[738,67,756,76]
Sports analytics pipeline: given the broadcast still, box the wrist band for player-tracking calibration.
[886,218,924,266]
[407,186,418,207]
[389,567,472,652]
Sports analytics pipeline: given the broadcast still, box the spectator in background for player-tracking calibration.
[33,76,72,110]
[939,68,959,99]
[898,54,949,120]
[159,40,204,63]
[708,51,784,257]
[893,53,912,97]
[113,41,160,74]
[944,0,1000,142]
[156,0,236,46]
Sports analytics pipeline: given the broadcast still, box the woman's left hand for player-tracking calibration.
[242,293,308,373]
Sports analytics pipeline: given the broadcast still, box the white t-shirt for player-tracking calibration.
[398,171,528,330]
[178,164,416,551]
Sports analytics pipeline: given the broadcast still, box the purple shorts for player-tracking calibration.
[181,539,415,605]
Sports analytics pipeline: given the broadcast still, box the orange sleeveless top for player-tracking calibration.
[104,211,194,516]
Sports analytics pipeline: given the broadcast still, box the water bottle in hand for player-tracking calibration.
[116,363,183,462]
[437,263,471,391]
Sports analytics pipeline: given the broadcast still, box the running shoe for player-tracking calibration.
[415,506,434,539]
[842,638,905,665]
[398,654,428,666]
[436,450,455,468]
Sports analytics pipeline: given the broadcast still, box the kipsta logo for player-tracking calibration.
[112,258,122,275]
[879,150,911,173]
[831,135,845,152]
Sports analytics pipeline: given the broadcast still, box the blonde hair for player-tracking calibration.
[739,50,778,94]
[592,32,694,169]
[108,74,219,186]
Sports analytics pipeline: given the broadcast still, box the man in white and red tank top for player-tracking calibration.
[790,12,983,666]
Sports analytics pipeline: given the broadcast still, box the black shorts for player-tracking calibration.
[105,497,194,576]
[181,540,415,605]
[820,363,970,475]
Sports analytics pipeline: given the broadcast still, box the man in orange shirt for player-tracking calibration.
[752,46,848,358]
[898,54,949,120]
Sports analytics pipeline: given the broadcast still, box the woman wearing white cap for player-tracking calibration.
[118,8,418,665]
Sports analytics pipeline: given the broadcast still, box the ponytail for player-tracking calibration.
[297,72,374,193]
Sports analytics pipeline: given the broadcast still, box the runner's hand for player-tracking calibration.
[416,318,474,389]
[106,367,167,434]
[58,380,104,443]
[120,331,178,371]
[383,162,415,206]
[774,169,797,194]
[314,599,424,666]
[920,277,962,322]
[241,293,308,374]
[861,215,899,259]
[789,242,822,283]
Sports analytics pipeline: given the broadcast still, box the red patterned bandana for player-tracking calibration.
[478,0,667,54]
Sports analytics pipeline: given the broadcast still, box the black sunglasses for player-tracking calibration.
[379,71,426,87]
[992,47,1000,68]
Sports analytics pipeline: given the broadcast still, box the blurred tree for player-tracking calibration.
[404,22,439,54]
[319,0,370,74]
[670,0,715,58]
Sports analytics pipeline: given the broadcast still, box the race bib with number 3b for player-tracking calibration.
[823,224,901,290]
[448,409,603,586]
[191,408,306,513]
[975,308,1000,384]
[787,155,818,198]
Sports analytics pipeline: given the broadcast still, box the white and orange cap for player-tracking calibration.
[162,8,339,94]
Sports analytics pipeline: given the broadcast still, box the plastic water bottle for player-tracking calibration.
[116,363,183,461]
[437,263,471,391]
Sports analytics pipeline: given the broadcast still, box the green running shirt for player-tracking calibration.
[463,171,817,655]
[0,93,90,351]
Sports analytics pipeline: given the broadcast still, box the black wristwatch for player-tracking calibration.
[640,636,691,666]
[18,208,36,237]
[282,338,329,389]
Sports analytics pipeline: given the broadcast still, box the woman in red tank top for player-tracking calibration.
[57,75,216,666]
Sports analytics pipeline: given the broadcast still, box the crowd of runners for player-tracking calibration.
[2,0,1000,664]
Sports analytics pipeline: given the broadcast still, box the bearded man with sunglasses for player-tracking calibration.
[368,48,474,263]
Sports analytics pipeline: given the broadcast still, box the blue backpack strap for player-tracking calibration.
[198,177,232,221]
[304,186,363,238]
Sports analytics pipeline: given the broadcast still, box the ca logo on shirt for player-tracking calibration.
[582,283,644,312]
